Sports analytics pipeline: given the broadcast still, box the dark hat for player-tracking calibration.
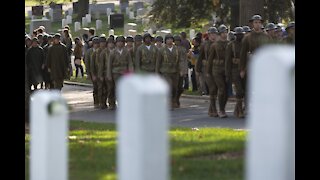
[173,35,181,42]
[286,22,295,30]
[249,14,264,22]
[99,36,107,43]
[193,36,201,44]
[164,34,174,42]
[155,36,163,43]
[126,36,134,42]
[134,34,143,41]
[180,31,187,38]
[218,24,228,33]
[37,33,43,38]
[207,27,218,34]
[116,36,126,42]
[234,27,245,34]
[74,37,80,41]
[107,37,115,43]
[242,26,251,33]
[265,23,277,31]
[32,37,38,42]
[53,33,61,39]
[92,37,100,44]
[143,33,152,41]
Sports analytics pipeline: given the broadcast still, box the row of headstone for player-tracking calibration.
[89,3,115,15]
[30,19,52,34]
[124,23,137,36]
[120,0,129,13]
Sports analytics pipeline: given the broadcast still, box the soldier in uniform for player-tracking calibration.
[283,22,295,44]
[174,35,189,108]
[85,37,100,107]
[90,37,103,108]
[207,24,230,118]
[42,35,53,89]
[197,27,219,116]
[265,23,278,41]
[225,27,246,118]
[135,33,158,73]
[133,35,143,70]
[242,26,251,35]
[93,36,108,109]
[46,33,69,90]
[240,15,271,112]
[155,35,164,49]
[125,36,134,59]
[156,34,182,109]
[26,37,45,91]
[107,36,134,109]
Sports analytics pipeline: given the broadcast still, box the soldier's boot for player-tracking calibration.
[93,96,99,109]
[237,99,245,118]
[233,101,239,118]
[218,97,228,118]
[208,98,218,117]
[176,93,181,108]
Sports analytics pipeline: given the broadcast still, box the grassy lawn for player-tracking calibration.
[25,121,246,180]
[25,0,71,6]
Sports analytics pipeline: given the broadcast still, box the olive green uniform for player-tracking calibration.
[90,48,102,107]
[156,45,181,108]
[85,47,99,107]
[176,45,188,107]
[207,40,229,114]
[135,44,158,73]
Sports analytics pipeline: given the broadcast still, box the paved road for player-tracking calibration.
[62,84,247,129]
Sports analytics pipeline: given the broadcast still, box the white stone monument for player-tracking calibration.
[85,14,91,23]
[82,17,88,27]
[96,20,102,30]
[109,29,114,36]
[129,11,135,19]
[66,15,72,24]
[74,22,81,32]
[189,29,195,40]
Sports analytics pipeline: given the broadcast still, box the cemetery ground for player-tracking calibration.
[25,121,246,180]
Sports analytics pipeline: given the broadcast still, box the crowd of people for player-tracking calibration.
[25,14,295,122]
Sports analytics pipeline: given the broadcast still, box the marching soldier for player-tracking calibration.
[240,15,271,112]
[46,33,69,90]
[107,36,134,109]
[125,36,134,59]
[207,24,230,118]
[242,26,251,34]
[283,22,295,44]
[95,36,107,109]
[197,27,219,116]
[135,33,158,73]
[156,34,182,109]
[86,37,100,108]
[173,35,188,108]
[265,23,278,41]
[133,34,143,70]
[155,35,164,49]
[225,27,246,118]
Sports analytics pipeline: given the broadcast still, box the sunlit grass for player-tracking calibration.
[25,121,246,180]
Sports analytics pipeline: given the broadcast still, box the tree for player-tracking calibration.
[76,0,89,21]
[239,0,265,26]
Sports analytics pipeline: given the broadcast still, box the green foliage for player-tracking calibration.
[264,0,295,23]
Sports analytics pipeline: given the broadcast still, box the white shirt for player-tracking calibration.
[117,48,123,55]
[168,47,173,52]
[146,45,151,50]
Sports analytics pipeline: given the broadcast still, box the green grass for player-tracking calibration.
[25,121,246,180]
[25,0,71,6]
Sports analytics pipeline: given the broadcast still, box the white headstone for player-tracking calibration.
[106,8,112,16]
[109,29,114,36]
[82,17,88,27]
[247,45,295,180]
[128,29,137,37]
[108,15,110,25]
[129,11,135,19]
[189,29,195,40]
[28,10,32,18]
[96,20,102,30]
[68,8,73,16]
[117,75,169,180]
[137,8,145,17]
[148,28,153,35]
[61,19,67,28]
[142,18,150,25]
[85,14,91,23]
[124,23,137,36]
[66,15,72,24]
[30,90,69,180]
[126,7,130,16]
[74,22,81,32]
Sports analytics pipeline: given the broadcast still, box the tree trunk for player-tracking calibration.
[77,0,89,21]
[230,1,240,29]
[240,0,265,26]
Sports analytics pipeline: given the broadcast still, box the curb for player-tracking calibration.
[64,81,236,101]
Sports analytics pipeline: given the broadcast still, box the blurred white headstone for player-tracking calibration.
[117,74,169,180]
[74,22,81,32]
[109,29,114,36]
[106,8,112,16]
[85,14,91,23]
[129,11,134,19]
[247,45,295,180]
[30,90,69,180]
[66,15,72,24]
[189,29,195,40]
[126,7,130,15]
[96,20,102,30]
[82,17,87,27]
[68,8,73,16]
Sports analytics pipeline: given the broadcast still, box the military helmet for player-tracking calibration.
[173,35,181,42]
[249,14,263,22]
[228,31,235,41]
[53,33,61,39]
[99,36,107,43]
[286,22,295,30]
[37,33,43,38]
[143,33,152,41]
[234,27,245,34]
[116,36,126,43]
[32,37,38,42]
[218,24,228,34]
[92,37,100,44]
[126,36,134,42]
[164,34,174,42]
[25,35,31,41]
[100,34,106,38]
[242,26,251,33]
[207,27,218,34]
[43,34,48,39]
[155,35,163,43]
[134,34,143,42]
[265,23,276,31]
